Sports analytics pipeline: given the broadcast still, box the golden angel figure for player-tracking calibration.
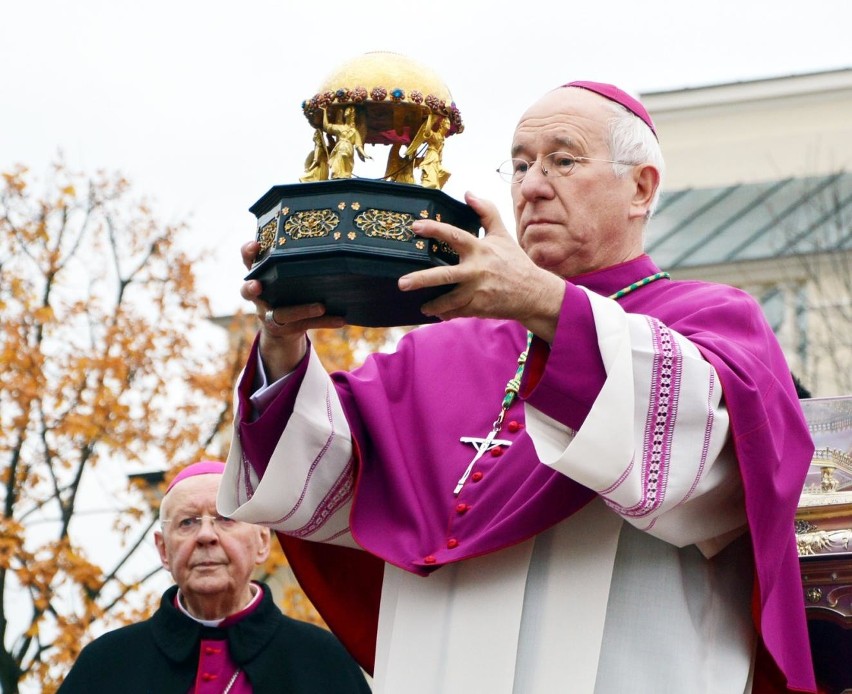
[300,129,330,182]
[383,142,417,184]
[322,107,369,179]
[408,114,451,189]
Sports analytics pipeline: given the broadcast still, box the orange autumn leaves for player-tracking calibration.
[0,161,396,692]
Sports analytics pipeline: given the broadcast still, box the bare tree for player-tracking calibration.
[773,173,852,395]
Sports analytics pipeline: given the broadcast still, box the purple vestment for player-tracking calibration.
[237,254,815,692]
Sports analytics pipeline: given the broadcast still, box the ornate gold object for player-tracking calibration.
[796,397,852,558]
[795,396,852,620]
[258,219,277,253]
[299,129,329,183]
[284,209,340,239]
[246,53,479,327]
[300,52,464,189]
[355,209,416,241]
[797,522,852,556]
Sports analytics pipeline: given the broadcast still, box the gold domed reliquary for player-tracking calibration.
[245,52,479,327]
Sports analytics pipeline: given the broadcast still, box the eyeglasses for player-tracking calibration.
[496,151,636,184]
[161,515,238,536]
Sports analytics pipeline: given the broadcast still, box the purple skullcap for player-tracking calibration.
[563,81,657,140]
[166,460,226,494]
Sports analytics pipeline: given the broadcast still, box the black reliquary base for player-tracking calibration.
[245,179,481,327]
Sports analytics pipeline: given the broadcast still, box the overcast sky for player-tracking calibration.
[3,0,851,315]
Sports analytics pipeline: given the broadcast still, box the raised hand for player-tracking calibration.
[397,192,565,342]
[240,241,345,380]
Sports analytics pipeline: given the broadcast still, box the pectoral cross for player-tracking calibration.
[454,431,513,495]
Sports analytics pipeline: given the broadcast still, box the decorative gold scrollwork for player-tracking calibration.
[806,587,823,604]
[257,219,277,253]
[284,209,340,239]
[355,209,415,242]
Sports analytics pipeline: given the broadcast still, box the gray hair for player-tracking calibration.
[605,101,665,219]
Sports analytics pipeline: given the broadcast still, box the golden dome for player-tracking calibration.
[302,52,463,145]
[317,52,452,104]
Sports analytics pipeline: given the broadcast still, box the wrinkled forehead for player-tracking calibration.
[511,88,612,155]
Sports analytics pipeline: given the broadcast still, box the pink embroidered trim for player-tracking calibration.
[291,458,355,538]
[607,318,681,518]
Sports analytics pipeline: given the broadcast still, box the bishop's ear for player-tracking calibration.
[154,531,170,571]
[629,164,660,220]
[254,526,272,566]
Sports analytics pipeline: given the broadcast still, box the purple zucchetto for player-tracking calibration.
[563,81,657,139]
[165,460,226,494]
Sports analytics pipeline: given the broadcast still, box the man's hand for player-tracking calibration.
[397,192,565,342]
[240,241,345,381]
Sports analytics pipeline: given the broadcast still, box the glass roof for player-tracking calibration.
[646,172,852,269]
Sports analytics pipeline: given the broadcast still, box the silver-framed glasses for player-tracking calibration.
[496,151,635,184]
[161,515,238,536]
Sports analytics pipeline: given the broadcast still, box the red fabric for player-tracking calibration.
[753,637,808,693]
[277,534,383,675]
